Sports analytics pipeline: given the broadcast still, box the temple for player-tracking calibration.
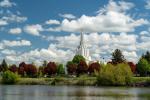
[76,32,91,62]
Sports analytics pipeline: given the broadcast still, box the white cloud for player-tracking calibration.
[9,27,22,34]
[2,14,27,23]
[24,24,43,36]
[59,13,76,19]
[0,40,31,49]
[49,0,148,33]
[145,0,150,9]
[0,19,8,26]
[0,0,16,8]
[1,49,16,55]
[45,19,60,25]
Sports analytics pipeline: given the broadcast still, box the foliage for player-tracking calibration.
[96,63,132,86]
[142,51,150,63]
[9,64,18,73]
[72,55,85,64]
[25,64,37,77]
[18,62,26,76]
[44,62,57,76]
[18,62,37,77]
[128,62,136,74]
[77,60,88,75]
[111,49,126,64]
[57,64,65,75]
[2,71,20,84]
[137,58,150,76]
[0,59,8,72]
[88,62,100,74]
[66,61,77,75]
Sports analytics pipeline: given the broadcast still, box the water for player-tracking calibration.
[0,85,150,100]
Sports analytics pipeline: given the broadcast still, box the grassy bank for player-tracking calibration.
[0,76,150,86]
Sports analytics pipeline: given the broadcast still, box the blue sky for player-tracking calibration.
[0,0,150,65]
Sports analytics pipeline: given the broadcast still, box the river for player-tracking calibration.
[0,85,150,100]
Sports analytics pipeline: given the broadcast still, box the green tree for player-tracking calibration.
[1,59,8,72]
[2,71,20,84]
[96,63,132,86]
[72,55,85,64]
[112,49,126,64]
[142,51,150,63]
[42,60,47,67]
[137,58,150,76]
[57,64,65,75]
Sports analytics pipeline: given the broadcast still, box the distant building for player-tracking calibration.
[76,32,91,62]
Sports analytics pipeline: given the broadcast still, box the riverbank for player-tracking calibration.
[0,76,150,87]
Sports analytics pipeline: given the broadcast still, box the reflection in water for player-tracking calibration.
[0,85,150,100]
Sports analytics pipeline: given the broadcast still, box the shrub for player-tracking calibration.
[2,71,19,84]
[96,63,132,86]
[88,62,100,74]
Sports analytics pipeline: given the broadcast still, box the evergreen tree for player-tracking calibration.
[1,59,8,72]
[112,49,126,64]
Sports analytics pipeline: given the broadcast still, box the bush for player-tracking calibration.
[2,71,19,84]
[96,63,132,86]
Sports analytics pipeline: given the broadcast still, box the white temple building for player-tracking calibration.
[76,32,91,62]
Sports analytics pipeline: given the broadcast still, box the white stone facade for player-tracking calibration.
[76,32,91,62]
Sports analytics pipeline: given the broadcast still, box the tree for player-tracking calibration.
[77,60,88,75]
[88,62,100,74]
[142,51,150,63]
[57,64,65,75]
[128,62,136,74]
[44,62,57,76]
[66,61,77,75]
[112,49,126,64]
[9,64,18,73]
[42,60,47,67]
[26,64,37,77]
[72,55,85,64]
[1,59,8,72]
[18,62,26,76]
[137,58,150,76]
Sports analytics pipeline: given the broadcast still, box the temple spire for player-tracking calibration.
[80,32,84,46]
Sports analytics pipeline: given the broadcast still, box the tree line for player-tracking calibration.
[0,49,150,78]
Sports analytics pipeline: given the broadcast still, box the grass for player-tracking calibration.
[0,76,150,86]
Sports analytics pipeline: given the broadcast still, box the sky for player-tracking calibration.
[0,0,150,65]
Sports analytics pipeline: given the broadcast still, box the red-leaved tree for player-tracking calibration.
[44,62,57,76]
[88,62,100,74]
[128,62,136,74]
[9,64,18,73]
[66,61,77,75]
[77,60,88,75]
